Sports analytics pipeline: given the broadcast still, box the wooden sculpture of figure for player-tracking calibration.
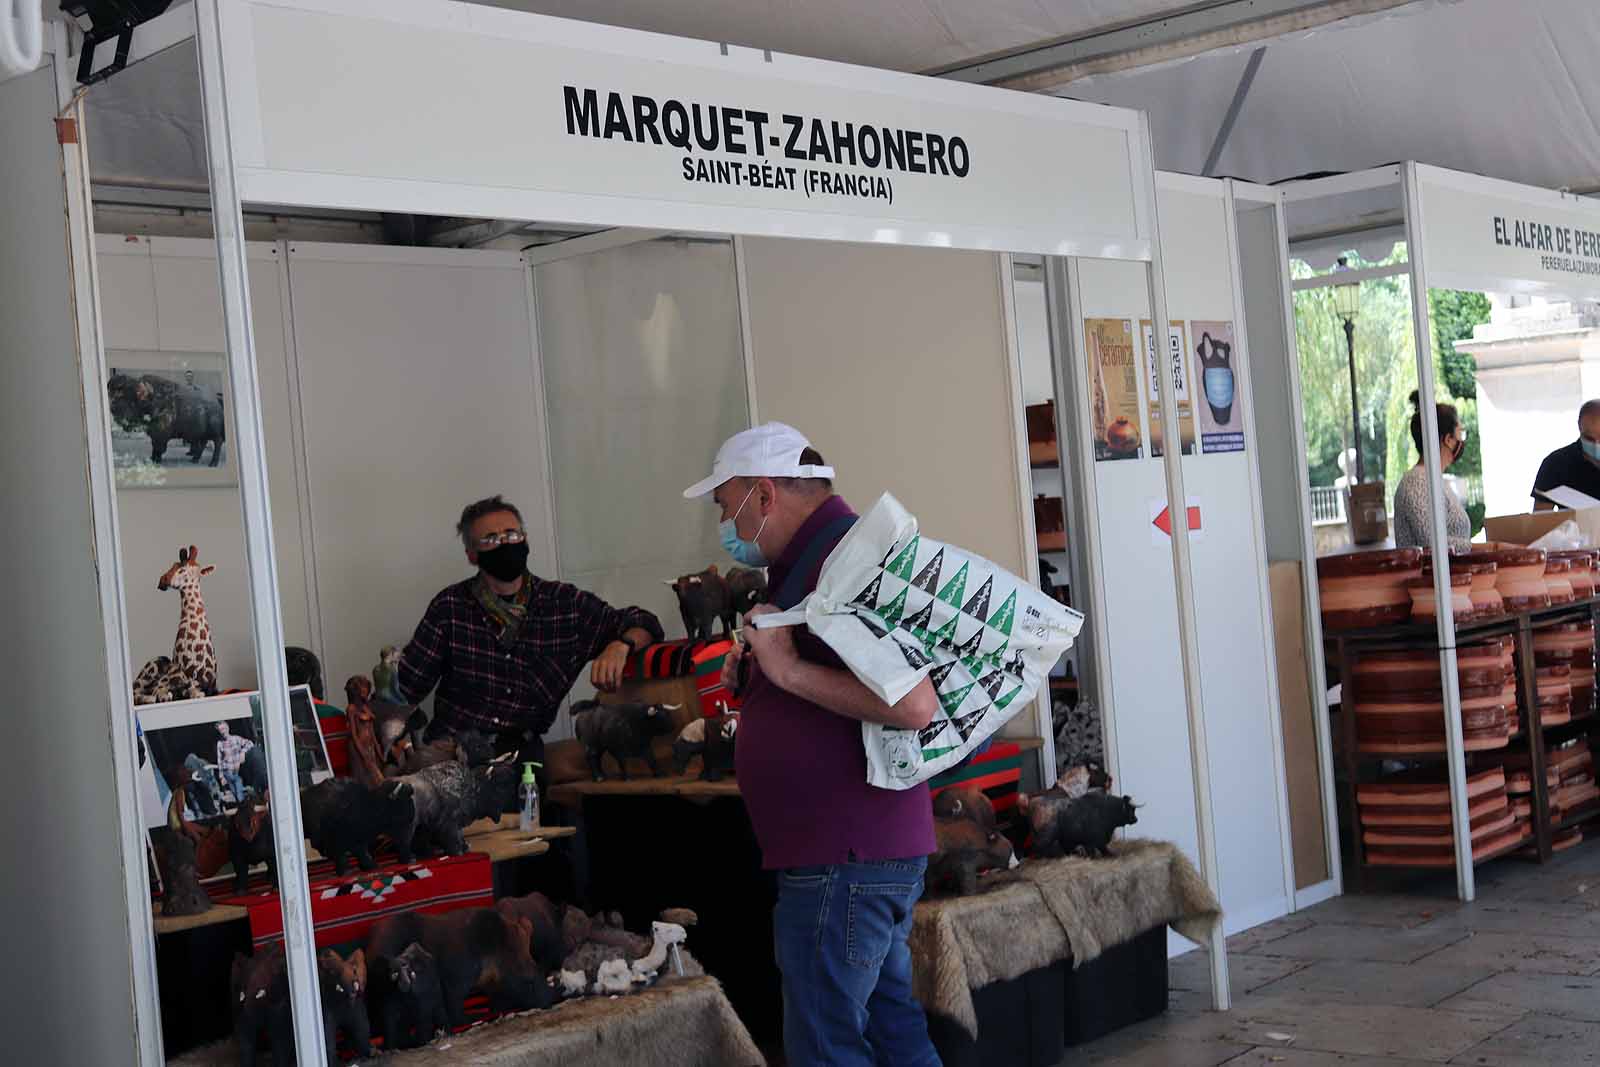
[132,545,218,705]
[344,676,388,789]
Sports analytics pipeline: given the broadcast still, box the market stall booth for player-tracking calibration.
[0,0,1332,1060]
[1284,163,1600,903]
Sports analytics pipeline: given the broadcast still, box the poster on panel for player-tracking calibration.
[1140,319,1194,457]
[1086,317,1142,461]
[1191,320,1244,454]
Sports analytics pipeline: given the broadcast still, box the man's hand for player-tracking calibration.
[721,636,746,693]
[591,640,631,693]
[740,604,799,690]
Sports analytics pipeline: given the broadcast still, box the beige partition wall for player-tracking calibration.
[740,238,1031,726]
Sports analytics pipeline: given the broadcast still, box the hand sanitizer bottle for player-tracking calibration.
[519,761,541,833]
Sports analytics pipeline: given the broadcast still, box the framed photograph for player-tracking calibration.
[106,350,235,489]
[134,686,332,830]
[136,692,259,830]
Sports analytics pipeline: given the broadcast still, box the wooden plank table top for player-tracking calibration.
[153,826,572,936]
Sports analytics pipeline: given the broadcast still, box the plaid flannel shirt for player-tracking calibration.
[398,577,663,737]
[216,733,254,775]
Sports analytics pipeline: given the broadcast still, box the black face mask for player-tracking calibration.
[477,542,529,583]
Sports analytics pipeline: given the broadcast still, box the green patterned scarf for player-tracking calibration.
[473,572,534,649]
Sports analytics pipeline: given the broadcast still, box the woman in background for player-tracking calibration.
[1393,390,1471,552]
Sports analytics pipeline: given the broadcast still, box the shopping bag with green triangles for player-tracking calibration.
[752,492,1085,789]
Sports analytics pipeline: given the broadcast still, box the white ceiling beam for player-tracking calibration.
[931,0,1420,91]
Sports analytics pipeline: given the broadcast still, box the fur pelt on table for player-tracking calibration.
[908,838,1221,1039]
[168,975,762,1067]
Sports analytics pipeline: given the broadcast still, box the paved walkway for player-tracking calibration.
[1069,842,1600,1065]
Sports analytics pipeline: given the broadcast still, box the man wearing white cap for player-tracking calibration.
[685,423,941,1067]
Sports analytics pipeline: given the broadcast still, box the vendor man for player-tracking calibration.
[685,424,941,1067]
[397,494,663,763]
[1533,400,1600,508]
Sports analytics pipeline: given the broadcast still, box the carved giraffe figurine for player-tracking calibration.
[132,545,219,705]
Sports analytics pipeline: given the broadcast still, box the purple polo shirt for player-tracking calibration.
[737,495,936,870]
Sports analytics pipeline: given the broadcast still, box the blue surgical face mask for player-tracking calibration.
[719,486,768,567]
[1583,438,1600,462]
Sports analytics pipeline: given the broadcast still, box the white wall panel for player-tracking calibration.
[97,236,312,691]
[286,244,556,706]
[1075,183,1290,942]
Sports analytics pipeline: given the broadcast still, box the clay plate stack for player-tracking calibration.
[1317,548,1424,631]
[1407,569,1474,625]
[1545,557,1578,606]
[1356,767,1519,866]
[1535,621,1597,720]
[1551,550,1598,601]
[1535,664,1573,727]
[1467,546,1549,613]
[1349,638,1516,754]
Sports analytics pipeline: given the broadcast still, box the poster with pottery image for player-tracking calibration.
[1140,319,1195,457]
[1085,318,1142,461]
[106,351,234,489]
[1191,321,1245,454]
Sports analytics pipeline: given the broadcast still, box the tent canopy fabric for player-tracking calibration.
[82,0,1600,240]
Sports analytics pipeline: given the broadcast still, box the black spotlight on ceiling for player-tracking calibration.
[59,0,175,86]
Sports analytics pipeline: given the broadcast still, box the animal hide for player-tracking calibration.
[906,839,1220,1039]
[166,976,761,1067]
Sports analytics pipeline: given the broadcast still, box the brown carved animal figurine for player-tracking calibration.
[132,545,218,705]
[932,786,997,830]
[927,817,1019,896]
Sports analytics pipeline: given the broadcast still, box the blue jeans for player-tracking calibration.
[773,857,942,1067]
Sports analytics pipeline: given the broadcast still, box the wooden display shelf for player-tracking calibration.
[153,825,570,936]
[1328,596,1600,885]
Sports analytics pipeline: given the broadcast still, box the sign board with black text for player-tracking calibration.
[212,0,1156,257]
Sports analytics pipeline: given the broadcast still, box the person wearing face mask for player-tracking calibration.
[396,495,663,766]
[1393,391,1471,552]
[1532,400,1600,510]
[684,423,942,1067]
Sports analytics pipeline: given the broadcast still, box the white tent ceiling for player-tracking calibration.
[81,0,1600,243]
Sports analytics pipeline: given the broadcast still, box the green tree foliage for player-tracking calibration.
[1292,249,1491,531]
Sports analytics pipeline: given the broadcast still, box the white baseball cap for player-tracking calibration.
[683,422,836,499]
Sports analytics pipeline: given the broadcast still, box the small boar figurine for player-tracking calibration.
[927,816,1019,896]
[1022,790,1139,859]
[317,948,372,1064]
[367,907,552,1027]
[371,942,448,1051]
[668,566,734,641]
[232,944,291,1067]
[571,699,679,781]
[931,785,997,830]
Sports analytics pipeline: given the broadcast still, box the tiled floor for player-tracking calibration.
[1065,841,1600,1065]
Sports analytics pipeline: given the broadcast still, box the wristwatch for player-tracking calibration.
[618,634,642,654]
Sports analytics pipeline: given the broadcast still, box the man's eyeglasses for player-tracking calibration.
[476,529,526,550]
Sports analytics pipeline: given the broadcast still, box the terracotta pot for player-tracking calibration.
[1317,548,1425,630]
[1545,557,1577,605]
[1406,572,1473,624]
[1552,550,1597,599]
[1466,547,1550,612]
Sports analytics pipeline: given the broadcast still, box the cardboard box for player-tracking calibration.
[1269,560,1330,890]
[1483,508,1600,547]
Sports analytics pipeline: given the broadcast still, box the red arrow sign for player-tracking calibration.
[1152,504,1202,537]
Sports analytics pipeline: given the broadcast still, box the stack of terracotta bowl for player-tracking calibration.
[1455,558,1503,619]
[1535,621,1597,720]
[1317,548,1425,631]
[1551,550,1598,600]
[1545,557,1578,605]
[1505,748,1560,796]
[1355,766,1519,866]
[1348,638,1517,754]
[1535,664,1574,726]
[1408,568,1474,625]
[1464,545,1550,613]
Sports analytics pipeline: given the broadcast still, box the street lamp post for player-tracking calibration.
[1333,257,1363,483]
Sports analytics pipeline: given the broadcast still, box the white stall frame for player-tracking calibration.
[60,0,1242,1056]
[1285,161,1600,904]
